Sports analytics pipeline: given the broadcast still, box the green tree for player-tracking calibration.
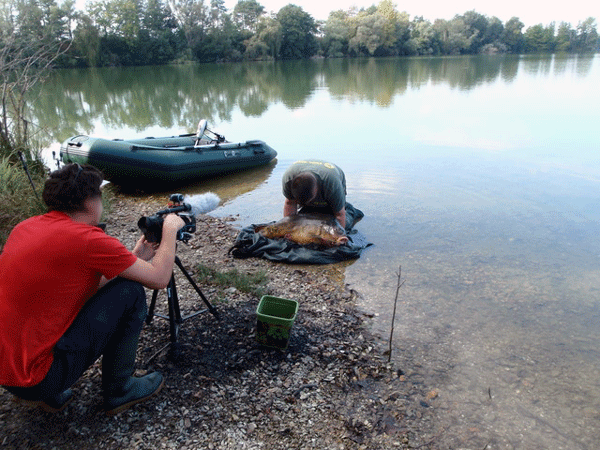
[348,12,385,56]
[276,4,317,59]
[501,17,524,53]
[114,0,142,40]
[408,16,437,55]
[194,13,247,62]
[86,0,110,34]
[575,17,599,52]
[87,0,142,39]
[143,0,175,36]
[433,16,472,55]
[170,0,209,50]
[461,10,488,53]
[376,0,398,52]
[484,16,504,43]
[556,22,574,52]
[13,0,46,40]
[392,10,411,55]
[523,24,544,51]
[524,23,555,52]
[72,13,101,66]
[244,14,281,59]
[481,16,505,52]
[138,0,182,64]
[210,0,226,28]
[233,0,264,33]
[321,10,350,57]
[61,0,77,39]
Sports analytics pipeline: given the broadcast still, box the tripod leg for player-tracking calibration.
[166,273,182,343]
[174,256,219,319]
[146,289,159,324]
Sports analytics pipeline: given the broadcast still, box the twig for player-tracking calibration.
[17,151,39,199]
[293,383,318,397]
[144,342,171,365]
[388,265,405,362]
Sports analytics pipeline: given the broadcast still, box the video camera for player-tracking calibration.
[138,194,196,243]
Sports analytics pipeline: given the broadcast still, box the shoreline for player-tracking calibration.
[0,193,436,449]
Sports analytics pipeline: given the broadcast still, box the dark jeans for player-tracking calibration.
[4,278,147,402]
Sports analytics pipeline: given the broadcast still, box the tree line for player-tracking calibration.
[1,0,599,68]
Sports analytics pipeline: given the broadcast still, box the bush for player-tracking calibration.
[0,157,47,248]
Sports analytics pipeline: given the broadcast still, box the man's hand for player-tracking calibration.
[283,198,298,217]
[119,214,187,290]
[335,208,346,229]
[162,213,186,233]
[132,236,158,262]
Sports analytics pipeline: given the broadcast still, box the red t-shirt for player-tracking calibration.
[0,211,137,387]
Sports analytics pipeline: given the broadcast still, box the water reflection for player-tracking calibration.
[110,159,278,209]
[30,54,595,149]
[171,160,277,205]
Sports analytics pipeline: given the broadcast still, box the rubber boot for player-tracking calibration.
[103,372,164,416]
[12,388,74,413]
[41,388,75,412]
[102,327,164,416]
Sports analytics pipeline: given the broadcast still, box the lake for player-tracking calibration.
[35,54,600,449]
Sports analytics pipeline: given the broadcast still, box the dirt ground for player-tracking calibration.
[0,194,439,449]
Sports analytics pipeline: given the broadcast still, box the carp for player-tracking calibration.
[255,213,349,247]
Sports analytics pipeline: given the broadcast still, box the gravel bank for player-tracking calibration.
[0,194,437,449]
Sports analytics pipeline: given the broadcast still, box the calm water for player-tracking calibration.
[35,55,600,449]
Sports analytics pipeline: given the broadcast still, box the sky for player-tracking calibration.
[223,0,600,28]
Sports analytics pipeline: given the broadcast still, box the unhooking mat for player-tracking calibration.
[229,203,373,264]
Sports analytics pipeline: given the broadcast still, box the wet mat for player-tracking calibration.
[229,204,372,264]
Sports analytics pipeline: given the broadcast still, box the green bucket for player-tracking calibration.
[256,296,299,350]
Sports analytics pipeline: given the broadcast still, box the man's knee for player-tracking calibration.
[112,278,147,317]
[96,278,147,322]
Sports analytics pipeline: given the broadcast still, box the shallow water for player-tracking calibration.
[37,54,600,448]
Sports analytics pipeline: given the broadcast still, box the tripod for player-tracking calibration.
[146,255,219,344]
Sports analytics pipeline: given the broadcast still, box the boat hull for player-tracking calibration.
[60,134,277,186]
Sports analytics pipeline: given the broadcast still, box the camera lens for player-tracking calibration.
[137,215,163,243]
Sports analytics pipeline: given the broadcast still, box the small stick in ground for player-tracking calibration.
[388,265,405,363]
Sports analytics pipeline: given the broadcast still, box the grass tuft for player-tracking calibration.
[196,264,269,298]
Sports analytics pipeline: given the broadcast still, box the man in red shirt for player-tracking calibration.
[0,163,184,415]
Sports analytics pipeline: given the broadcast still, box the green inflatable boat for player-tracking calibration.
[60,120,277,186]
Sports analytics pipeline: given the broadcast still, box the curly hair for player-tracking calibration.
[42,163,104,213]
